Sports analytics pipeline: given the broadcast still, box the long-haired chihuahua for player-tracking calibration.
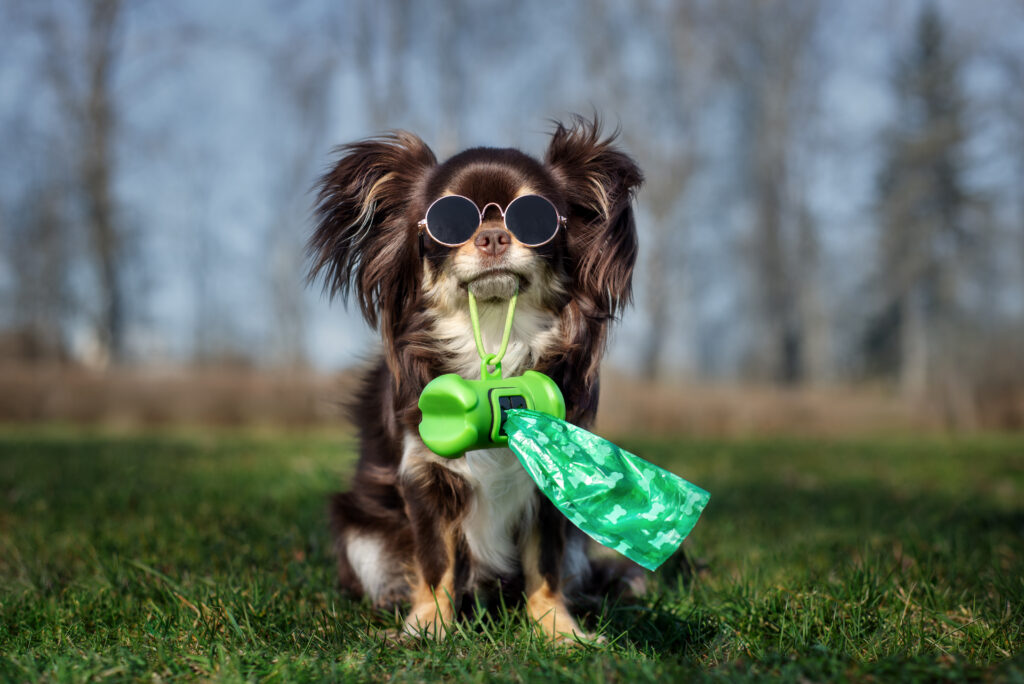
[308,116,643,642]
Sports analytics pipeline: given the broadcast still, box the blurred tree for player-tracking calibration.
[998,44,1024,296]
[434,0,468,157]
[263,38,337,368]
[3,179,74,360]
[713,0,825,385]
[634,1,706,381]
[0,3,74,360]
[35,0,127,364]
[870,5,975,418]
[355,0,411,130]
[580,0,709,380]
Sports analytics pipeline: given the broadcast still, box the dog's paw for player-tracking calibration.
[529,604,602,648]
[551,628,607,648]
[379,627,406,645]
[527,585,601,647]
[401,605,450,641]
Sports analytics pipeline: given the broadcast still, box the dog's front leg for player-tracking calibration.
[523,496,587,643]
[400,456,469,639]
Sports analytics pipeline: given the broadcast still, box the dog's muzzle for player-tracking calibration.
[467,271,519,301]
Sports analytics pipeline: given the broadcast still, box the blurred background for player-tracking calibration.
[1,0,1022,434]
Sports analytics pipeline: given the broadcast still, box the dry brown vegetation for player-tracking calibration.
[0,363,354,429]
[594,370,935,437]
[4,362,1020,436]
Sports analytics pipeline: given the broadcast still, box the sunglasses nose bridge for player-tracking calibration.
[478,201,505,222]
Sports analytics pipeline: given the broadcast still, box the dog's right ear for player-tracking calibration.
[545,116,643,320]
[308,132,436,346]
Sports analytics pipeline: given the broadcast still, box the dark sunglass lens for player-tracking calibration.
[425,196,480,245]
[505,195,559,245]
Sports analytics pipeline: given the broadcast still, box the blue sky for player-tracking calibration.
[1,0,1021,373]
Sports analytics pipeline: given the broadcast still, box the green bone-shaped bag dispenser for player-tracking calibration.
[418,371,565,456]
[417,288,709,571]
[418,290,566,457]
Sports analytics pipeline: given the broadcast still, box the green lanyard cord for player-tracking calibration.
[467,287,518,379]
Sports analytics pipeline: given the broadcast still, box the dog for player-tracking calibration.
[308,116,643,642]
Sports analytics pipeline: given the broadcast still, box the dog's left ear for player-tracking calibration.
[308,132,436,373]
[545,116,643,318]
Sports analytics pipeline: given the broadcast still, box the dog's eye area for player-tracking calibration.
[421,194,564,247]
[504,195,561,245]
[423,195,480,246]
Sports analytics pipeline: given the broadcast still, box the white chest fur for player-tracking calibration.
[400,437,538,578]
[445,447,537,575]
[431,300,560,379]
[436,300,558,575]
[403,298,560,577]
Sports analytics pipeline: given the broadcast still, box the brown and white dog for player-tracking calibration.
[308,117,643,641]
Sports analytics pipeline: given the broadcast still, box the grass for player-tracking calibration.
[1,426,1022,682]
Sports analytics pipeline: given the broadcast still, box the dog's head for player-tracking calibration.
[309,117,642,372]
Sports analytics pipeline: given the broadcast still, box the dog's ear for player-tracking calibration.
[545,116,643,318]
[309,132,436,355]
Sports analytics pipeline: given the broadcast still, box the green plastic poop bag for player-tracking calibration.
[416,285,710,571]
[503,409,710,572]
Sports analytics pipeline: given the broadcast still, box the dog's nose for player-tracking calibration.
[474,228,511,257]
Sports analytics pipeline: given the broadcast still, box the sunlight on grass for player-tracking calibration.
[1,428,1021,681]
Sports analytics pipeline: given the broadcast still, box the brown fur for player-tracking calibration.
[308,116,644,641]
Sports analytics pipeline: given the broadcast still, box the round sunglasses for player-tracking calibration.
[417,194,566,247]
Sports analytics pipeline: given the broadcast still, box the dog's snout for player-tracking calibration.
[474,228,511,257]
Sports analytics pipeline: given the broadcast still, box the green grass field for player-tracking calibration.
[1,427,1022,682]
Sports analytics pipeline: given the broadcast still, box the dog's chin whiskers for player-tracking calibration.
[467,272,520,301]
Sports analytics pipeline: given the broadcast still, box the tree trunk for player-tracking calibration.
[82,0,125,363]
[640,212,671,381]
[900,288,928,399]
[797,204,829,384]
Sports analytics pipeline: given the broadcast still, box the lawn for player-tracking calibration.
[1,427,1022,682]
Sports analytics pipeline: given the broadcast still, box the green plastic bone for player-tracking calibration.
[418,369,566,457]
[417,287,564,457]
